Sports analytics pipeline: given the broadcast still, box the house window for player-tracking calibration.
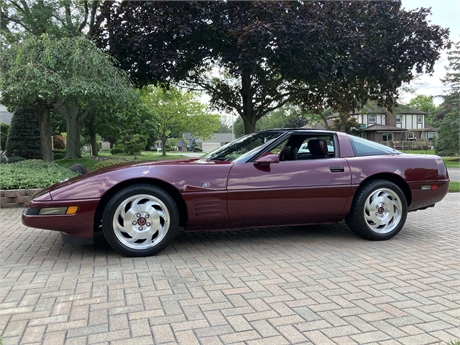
[368,115,376,123]
[428,132,435,140]
[396,115,401,123]
[383,133,393,141]
[408,132,415,140]
[417,115,423,124]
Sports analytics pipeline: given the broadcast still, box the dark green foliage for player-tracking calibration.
[435,42,460,157]
[98,1,450,134]
[7,156,26,164]
[53,150,66,160]
[435,110,460,156]
[118,135,147,155]
[5,107,42,159]
[332,117,362,136]
[110,147,124,155]
[94,159,128,170]
[0,160,77,190]
[1,156,7,164]
[0,123,9,152]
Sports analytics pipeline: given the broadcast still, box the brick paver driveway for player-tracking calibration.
[1,193,459,345]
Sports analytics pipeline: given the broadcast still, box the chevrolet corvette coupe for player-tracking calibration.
[22,129,449,257]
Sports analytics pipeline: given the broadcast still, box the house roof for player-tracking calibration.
[204,133,233,143]
[363,124,406,132]
[0,111,13,124]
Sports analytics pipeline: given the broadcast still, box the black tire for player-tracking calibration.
[345,179,407,240]
[102,184,179,257]
[69,163,87,174]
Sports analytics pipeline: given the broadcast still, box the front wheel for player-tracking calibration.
[102,184,179,257]
[345,180,407,240]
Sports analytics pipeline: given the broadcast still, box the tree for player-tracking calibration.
[435,110,459,156]
[97,1,450,134]
[0,0,106,43]
[5,107,42,159]
[407,95,438,124]
[0,122,9,154]
[139,86,220,156]
[440,41,460,109]
[435,41,460,156]
[0,34,137,159]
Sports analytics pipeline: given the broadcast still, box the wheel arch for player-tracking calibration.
[356,173,412,207]
[93,178,188,232]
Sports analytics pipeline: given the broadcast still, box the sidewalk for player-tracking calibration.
[0,193,459,345]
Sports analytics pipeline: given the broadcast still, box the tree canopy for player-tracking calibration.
[139,86,220,155]
[435,41,459,156]
[97,0,450,134]
[0,0,106,43]
[0,34,138,160]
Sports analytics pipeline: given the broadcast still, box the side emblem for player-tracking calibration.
[202,182,211,188]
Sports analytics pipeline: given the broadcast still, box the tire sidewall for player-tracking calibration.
[102,184,179,257]
[347,180,407,240]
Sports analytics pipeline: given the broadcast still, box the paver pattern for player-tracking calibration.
[1,193,459,345]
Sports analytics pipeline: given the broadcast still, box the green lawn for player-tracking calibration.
[54,151,190,171]
[399,149,459,168]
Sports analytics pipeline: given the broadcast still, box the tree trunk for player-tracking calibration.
[161,137,167,156]
[90,128,98,157]
[339,113,348,132]
[56,101,92,159]
[37,108,54,162]
[63,107,82,159]
[242,116,257,135]
[240,69,257,134]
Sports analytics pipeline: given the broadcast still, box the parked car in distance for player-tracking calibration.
[22,129,450,257]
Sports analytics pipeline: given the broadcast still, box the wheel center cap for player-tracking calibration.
[137,217,147,226]
[377,206,385,214]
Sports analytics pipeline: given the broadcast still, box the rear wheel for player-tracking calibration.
[345,179,407,240]
[102,184,179,257]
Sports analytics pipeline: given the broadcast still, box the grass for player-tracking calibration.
[399,149,460,168]
[54,151,189,171]
[443,158,460,169]
[449,181,460,193]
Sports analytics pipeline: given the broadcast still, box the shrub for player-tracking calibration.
[0,159,77,190]
[7,156,26,164]
[0,122,9,152]
[53,135,66,149]
[5,107,42,159]
[118,134,147,155]
[110,147,124,155]
[53,150,66,159]
[93,159,128,170]
[0,156,7,164]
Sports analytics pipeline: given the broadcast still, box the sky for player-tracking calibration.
[401,0,460,105]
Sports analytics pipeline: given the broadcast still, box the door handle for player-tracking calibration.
[329,166,344,172]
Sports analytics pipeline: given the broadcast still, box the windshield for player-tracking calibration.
[201,131,283,162]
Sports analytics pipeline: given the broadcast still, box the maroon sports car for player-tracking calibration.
[22,129,449,257]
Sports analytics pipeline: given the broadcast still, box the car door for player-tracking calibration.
[226,157,352,225]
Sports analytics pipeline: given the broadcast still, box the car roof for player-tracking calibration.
[262,128,338,135]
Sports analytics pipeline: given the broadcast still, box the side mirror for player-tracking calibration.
[254,153,280,167]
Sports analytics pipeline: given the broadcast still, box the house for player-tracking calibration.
[352,108,437,149]
[0,104,13,124]
[180,132,233,152]
[200,133,233,152]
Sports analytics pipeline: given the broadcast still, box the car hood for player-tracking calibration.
[41,157,233,201]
